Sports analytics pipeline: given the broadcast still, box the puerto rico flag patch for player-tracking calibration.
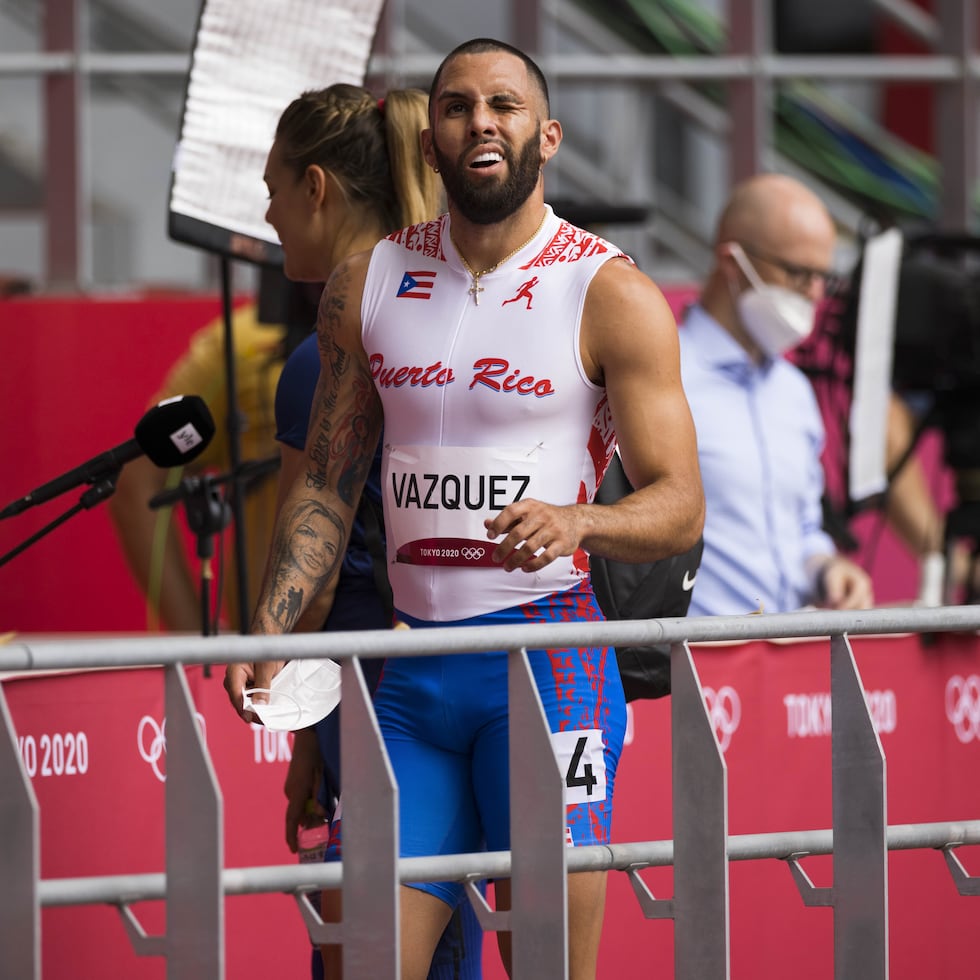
[397,270,436,299]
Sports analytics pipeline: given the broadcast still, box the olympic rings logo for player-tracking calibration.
[460,547,485,561]
[702,685,742,753]
[137,712,208,782]
[945,675,980,744]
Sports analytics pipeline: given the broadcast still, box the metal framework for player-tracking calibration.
[2,605,980,979]
[0,0,976,286]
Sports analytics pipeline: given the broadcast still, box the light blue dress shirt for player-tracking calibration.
[680,304,836,616]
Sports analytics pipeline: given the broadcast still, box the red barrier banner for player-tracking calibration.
[5,664,308,978]
[607,632,980,979]
[4,632,979,978]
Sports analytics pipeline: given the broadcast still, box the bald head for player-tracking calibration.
[715,173,835,262]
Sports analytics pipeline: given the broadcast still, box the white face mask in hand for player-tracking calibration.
[729,243,816,357]
[243,658,342,731]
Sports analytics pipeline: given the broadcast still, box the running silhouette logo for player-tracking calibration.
[396,270,436,299]
[502,276,539,309]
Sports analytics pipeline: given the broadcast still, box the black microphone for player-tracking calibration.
[0,395,216,519]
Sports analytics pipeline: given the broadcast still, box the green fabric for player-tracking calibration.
[570,0,974,223]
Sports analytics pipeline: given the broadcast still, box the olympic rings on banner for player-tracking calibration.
[945,675,980,744]
[137,712,208,782]
[702,685,742,753]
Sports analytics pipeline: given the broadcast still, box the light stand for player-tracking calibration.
[219,258,251,633]
[166,0,385,635]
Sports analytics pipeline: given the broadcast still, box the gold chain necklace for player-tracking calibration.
[452,212,547,306]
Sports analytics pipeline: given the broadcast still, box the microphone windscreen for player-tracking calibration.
[134,395,216,468]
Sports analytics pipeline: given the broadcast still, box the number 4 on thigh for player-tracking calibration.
[550,728,606,806]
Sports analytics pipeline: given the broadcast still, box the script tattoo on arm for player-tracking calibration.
[307,262,380,509]
[307,268,348,494]
[334,370,378,506]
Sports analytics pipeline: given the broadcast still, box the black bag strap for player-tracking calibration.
[590,450,703,700]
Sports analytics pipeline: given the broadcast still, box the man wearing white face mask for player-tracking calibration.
[679,172,873,616]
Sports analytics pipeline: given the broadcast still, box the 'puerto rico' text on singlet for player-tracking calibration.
[361,205,632,621]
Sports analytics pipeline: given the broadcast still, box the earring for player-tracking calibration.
[433,166,440,173]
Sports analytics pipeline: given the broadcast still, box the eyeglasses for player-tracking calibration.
[737,243,841,296]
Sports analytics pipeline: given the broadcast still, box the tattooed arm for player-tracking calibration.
[225,254,383,722]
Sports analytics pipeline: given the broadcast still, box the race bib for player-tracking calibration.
[385,444,540,567]
[551,728,607,806]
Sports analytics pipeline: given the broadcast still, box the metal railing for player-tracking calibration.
[2,604,980,978]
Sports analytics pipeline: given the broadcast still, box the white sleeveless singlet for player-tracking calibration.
[361,205,631,620]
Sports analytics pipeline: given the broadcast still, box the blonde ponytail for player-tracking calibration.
[275,83,440,236]
[380,88,442,227]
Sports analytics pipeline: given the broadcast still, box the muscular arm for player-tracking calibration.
[226,255,382,718]
[253,261,382,633]
[485,259,704,570]
[582,259,705,560]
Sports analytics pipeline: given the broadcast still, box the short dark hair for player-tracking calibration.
[428,37,550,117]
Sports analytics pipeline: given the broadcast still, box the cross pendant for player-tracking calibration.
[469,279,484,306]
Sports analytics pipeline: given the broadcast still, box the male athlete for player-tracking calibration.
[227,37,703,979]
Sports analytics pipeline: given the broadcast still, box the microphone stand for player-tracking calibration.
[0,473,121,568]
[149,454,279,656]
[152,474,233,641]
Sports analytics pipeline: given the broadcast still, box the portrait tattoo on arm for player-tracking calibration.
[266,499,347,632]
[274,587,304,633]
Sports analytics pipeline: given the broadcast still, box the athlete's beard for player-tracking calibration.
[432,130,541,226]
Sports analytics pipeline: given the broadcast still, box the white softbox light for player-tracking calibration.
[168,0,385,265]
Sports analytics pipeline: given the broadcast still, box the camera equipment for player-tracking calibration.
[800,229,980,603]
